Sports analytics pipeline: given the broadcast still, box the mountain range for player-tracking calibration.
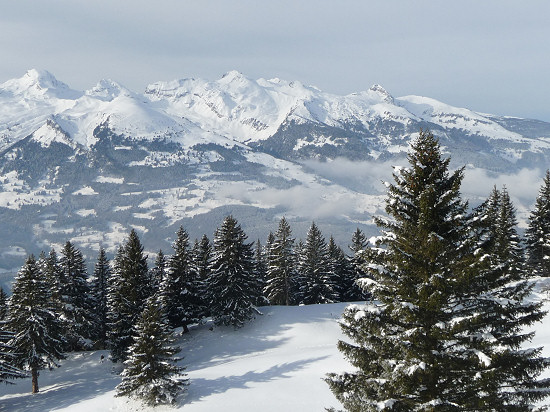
[1,69,550,282]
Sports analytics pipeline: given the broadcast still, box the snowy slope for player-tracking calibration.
[2,290,550,412]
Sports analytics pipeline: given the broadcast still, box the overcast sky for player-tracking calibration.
[2,1,549,121]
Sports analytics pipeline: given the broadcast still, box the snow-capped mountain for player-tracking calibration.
[1,69,550,280]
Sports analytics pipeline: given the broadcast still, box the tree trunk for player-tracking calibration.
[31,367,39,393]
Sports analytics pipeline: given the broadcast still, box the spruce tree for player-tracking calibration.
[326,130,550,410]
[0,324,26,383]
[150,250,167,296]
[90,247,111,349]
[163,226,205,332]
[265,217,296,306]
[348,228,369,300]
[116,297,188,406]
[7,255,64,393]
[208,215,259,328]
[0,286,8,320]
[525,170,550,277]
[253,239,268,306]
[190,235,212,319]
[328,236,356,302]
[467,186,550,408]
[298,222,336,304]
[59,241,96,351]
[107,230,150,363]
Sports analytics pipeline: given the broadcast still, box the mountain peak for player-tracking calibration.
[368,84,394,104]
[0,69,81,99]
[86,79,130,101]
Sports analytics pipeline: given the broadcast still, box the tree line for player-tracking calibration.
[0,210,368,404]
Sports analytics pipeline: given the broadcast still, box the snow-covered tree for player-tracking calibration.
[90,247,111,349]
[160,226,205,332]
[327,236,356,302]
[207,215,259,327]
[253,239,268,306]
[58,241,96,351]
[107,230,150,363]
[467,186,550,408]
[116,297,188,406]
[347,228,369,301]
[326,130,550,410]
[265,217,296,306]
[7,255,64,393]
[298,222,336,304]
[0,287,8,320]
[0,325,26,384]
[526,170,550,277]
[150,250,167,296]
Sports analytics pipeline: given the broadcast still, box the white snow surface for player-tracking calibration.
[0,303,351,411]
[2,286,550,411]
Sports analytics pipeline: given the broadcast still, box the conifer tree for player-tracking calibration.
[150,250,167,296]
[208,215,259,327]
[326,130,550,410]
[107,230,150,363]
[525,170,550,277]
[348,228,369,300]
[116,297,188,406]
[298,222,336,304]
[467,186,550,408]
[90,247,111,349]
[190,235,212,319]
[265,218,296,306]
[7,255,64,393]
[327,236,356,302]
[162,226,205,332]
[253,239,268,306]
[0,324,26,384]
[59,241,96,351]
[0,286,8,320]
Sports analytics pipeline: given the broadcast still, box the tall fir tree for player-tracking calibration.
[164,227,205,332]
[253,239,268,306]
[298,222,336,304]
[150,250,167,296]
[190,235,212,319]
[59,241,96,351]
[467,186,550,408]
[90,247,111,349]
[348,228,369,300]
[327,236,356,302]
[265,218,296,306]
[0,324,26,384]
[7,255,65,393]
[525,170,550,277]
[208,215,259,328]
[107,230,150,363]
[326,130,550,410]
[0,286,8,320]
[116,297,188,406]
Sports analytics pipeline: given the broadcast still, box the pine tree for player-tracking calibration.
[150,250,167,296]
[467,186,550,408]
[525,170,550,277]
[253,239,268,306]
[326,130,550,410]
[348,228,369,300]
[298,222,336,304]
[0,324,26,384]
[0,286,8,320]
[190,235,212,319]
[58,241,96,351]
[116,297,188,406]
[208,215,259,328]
[7,255,65,393]
[90,247,111,349]
[163,226,205,332]
[328,236,356,302]
[107,230,150,363]
[265,217,297,306]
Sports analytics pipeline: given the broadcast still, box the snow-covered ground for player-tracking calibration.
[1,289,550,411]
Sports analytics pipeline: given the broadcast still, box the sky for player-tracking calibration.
[1,1,550,121]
